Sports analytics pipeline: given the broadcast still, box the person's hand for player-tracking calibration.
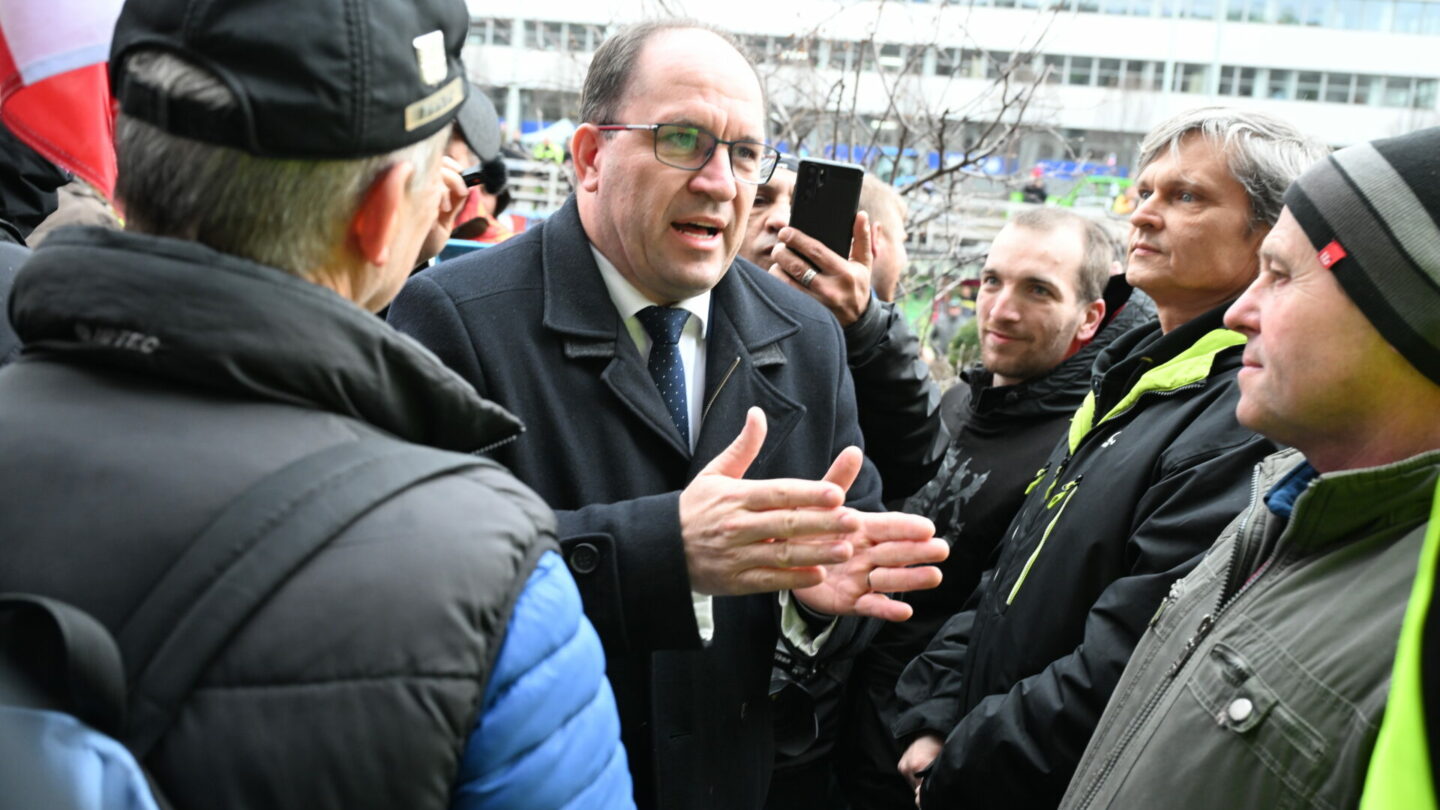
[679,407,863,596]
[769,211,874,326]
[415,156,469,266]
[898,733,944,792]
[791,448,946,621]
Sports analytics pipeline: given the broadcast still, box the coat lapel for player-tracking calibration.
[692,263,805,474]
[540,199,689,458]
[539,199,807,466]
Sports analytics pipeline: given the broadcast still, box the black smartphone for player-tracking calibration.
[789,157,865,262]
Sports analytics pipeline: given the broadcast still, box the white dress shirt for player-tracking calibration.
[589,244,836,653]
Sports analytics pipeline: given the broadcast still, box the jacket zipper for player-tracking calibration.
[1073,465,1266,810]
[1007,475,1082,604]
[1012,381,1208,606]
[473,428,524,456]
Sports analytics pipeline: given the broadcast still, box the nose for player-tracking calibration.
[1130,193,1161,231]
[689,144,738,202]
[764,199,791,234]
[988,285,1021,323]
[1223,276,1262,336]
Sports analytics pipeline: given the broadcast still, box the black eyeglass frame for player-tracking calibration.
[595,123,781,185]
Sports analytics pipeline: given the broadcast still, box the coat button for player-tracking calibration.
[1226,697,1254,723]
[569,542,600,574]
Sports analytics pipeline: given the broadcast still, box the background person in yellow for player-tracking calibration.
[1061,125,1440,810]
[1362,478,1440,810]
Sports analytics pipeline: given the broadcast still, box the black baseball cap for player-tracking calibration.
[110,0,470,159]
[455,84,501,163]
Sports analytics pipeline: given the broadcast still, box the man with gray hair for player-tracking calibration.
[893,107,1328,808]
[0,0,631,807]
[1062,124,1440,810]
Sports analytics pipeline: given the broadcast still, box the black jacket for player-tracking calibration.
[388,197,882,810]
[890,291,1155,669]
[894,302,1278,809]
[0,227,558,810]
[844,298,947,503]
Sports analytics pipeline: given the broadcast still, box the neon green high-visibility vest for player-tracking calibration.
[1361,477,1440,809]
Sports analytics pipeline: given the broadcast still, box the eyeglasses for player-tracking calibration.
[595,123,781,185]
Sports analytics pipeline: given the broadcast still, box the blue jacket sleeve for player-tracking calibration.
[450,550,635,810]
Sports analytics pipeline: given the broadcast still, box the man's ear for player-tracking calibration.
[1076,298,1107,343]
[350,161,416,267]
[571,123,603,193]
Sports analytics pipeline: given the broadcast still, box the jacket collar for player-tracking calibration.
[1269,448,1440,556]
[1068,301,1245,454]
[10,227,522,453]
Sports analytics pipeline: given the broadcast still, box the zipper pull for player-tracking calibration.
[1166,613,1214,679]
[1024,462,1051,495]
[1148,578,1187,629]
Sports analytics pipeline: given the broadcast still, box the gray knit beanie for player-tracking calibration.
[1284,126,1440,385]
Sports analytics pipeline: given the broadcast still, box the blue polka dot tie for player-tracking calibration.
[636,305,691,446]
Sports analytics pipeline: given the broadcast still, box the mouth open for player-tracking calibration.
[673,221,722,239]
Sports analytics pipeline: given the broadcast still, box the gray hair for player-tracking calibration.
[579,20,764,127]
[1008,207,1113,304]
[1137,107,1328,231]
[115,50,447,279]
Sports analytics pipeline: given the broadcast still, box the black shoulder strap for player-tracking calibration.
[115,437,485,758]
[0,593,126,735]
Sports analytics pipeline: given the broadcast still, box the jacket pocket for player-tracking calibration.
[1184,619,1337,810]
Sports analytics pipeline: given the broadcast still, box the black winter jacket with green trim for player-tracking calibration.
[894,302,1278,809]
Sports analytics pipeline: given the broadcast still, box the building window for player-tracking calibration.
[986,51,1014,79]
[1185,0,1217,18]
[1323,72,1354,102]
[1069,56,1095,85]
[1302,0,1332,25]
[525,21,561,51]
[1219,65,1257,96]
[1043,54,1067,83]
[1383,75,1413,106]
[1173,63,1209,93]
[1415,78,1439,108]
[827,41,850,71]
[1267,68,1294,99]
[1353,74,1381,104]
[936,47,960,76]
[1424,2,1440,33]
[1097,58,1122,87]
[1296,71,1322,100]
[491,18,513,47]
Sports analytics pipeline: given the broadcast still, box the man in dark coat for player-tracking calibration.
[388,19,947,810]
[894,107,1329,808]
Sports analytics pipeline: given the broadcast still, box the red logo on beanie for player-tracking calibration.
[1318,240,1347,269]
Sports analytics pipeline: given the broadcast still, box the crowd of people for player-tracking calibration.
[0,1,1437,809]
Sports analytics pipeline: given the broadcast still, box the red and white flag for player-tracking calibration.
[0,0,124,200]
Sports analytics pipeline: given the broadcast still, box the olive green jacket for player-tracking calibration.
[1062,447,1440,810]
